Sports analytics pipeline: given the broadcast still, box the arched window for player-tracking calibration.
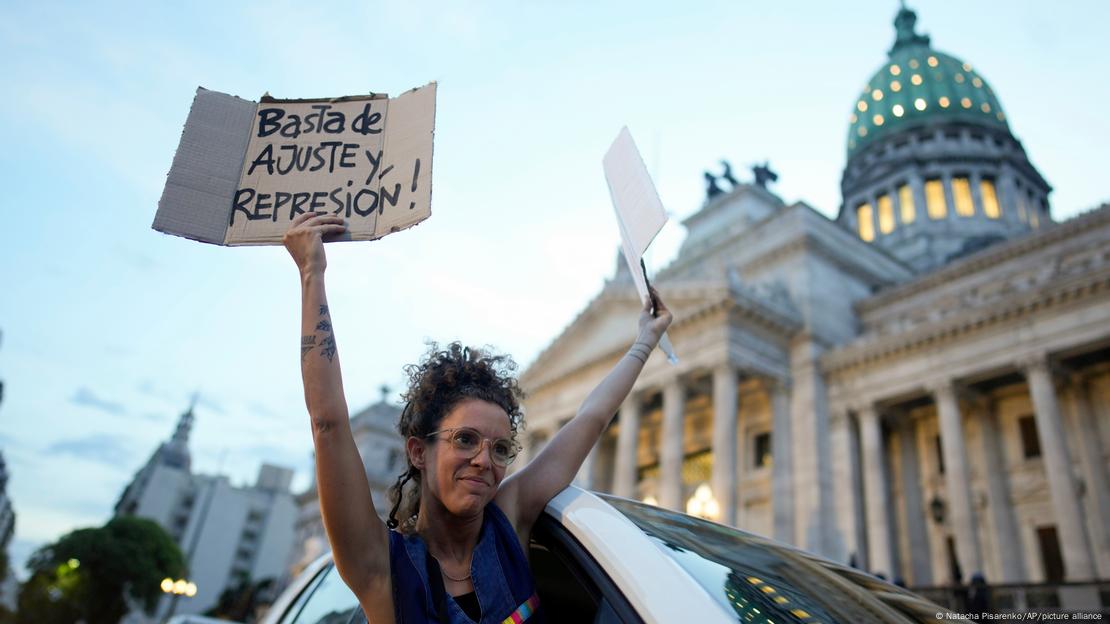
[952,177,974,216]
[898,184,915,224]
[981,179,1001,219]
[925,179,947,219]
[857,202,875,241]
[877,194,895,234]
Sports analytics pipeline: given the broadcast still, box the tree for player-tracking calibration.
[17,516,186,624]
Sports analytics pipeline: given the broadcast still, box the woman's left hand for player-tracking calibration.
[637,286,673,344]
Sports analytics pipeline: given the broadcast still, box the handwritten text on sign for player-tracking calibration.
[226,84,435,244]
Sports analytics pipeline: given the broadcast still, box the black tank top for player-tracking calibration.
[453,591,480,621]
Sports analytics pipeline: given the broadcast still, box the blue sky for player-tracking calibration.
[1,1,1107,577]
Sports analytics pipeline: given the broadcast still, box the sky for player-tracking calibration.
[1,1,1108,578]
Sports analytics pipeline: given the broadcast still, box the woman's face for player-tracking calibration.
[416,398,512,518]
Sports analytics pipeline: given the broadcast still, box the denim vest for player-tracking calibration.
[389,503,543,624]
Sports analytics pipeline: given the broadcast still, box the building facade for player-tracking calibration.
[517,5,1109,608]
[115,403,298,621]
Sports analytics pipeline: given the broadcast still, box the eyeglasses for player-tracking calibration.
[425,427,520,467]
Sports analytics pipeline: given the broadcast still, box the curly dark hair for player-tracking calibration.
[386,342,525,530]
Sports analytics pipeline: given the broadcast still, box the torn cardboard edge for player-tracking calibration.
[153,82,436,246]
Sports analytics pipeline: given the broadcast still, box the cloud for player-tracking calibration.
[69,387,126,416]
[45,433,133,469]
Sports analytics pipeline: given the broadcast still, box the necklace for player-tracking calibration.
[433,556,472,582]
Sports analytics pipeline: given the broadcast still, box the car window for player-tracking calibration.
[277,563,362,624]
[529,516,643,624]
[603,496,947,623]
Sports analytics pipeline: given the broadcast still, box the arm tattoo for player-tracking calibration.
[316,320,332,332]
[319,305,329,316]
[301,335,316,361]
[320,335,337,362]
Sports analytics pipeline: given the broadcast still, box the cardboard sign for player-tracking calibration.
[153,83,436,245]
[603,127,678,364]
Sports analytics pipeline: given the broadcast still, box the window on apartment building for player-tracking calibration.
[935,435,945,474]
[1036,526,1065,584]
[1019,415,1041,459]
[952,176,975,216]
[753,432,772,469]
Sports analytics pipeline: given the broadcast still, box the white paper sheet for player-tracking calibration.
[602,127,678,364]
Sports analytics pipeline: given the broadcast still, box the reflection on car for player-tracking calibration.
[261,487,949,624]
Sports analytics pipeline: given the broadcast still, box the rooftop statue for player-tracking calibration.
[752,161,779,189]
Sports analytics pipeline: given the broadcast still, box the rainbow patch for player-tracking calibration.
[501,593,540,624]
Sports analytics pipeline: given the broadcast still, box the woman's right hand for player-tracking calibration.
[282,212,347,276]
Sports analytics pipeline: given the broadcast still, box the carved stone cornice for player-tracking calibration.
[822,266,1110,373]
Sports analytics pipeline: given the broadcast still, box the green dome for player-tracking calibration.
[846,7,1009,157]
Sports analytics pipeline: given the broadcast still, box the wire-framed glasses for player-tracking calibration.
[425,426,520,467]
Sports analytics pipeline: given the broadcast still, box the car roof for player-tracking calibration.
[540,486,735,623]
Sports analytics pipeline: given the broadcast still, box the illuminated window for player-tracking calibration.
[891,80,902,92]
[972,77,983,88]
[928,56,939,67]
[981,179,1001,219]
[963,62,973,72]
[939,96,950,108]
[890,65,901,76]
[857,100,868,112]
[878,194,895,234]
[873,114,884,126]
[909,59,920,69]
[952,177,974,216]
[911,73,923,86]
[857,202,875,241]
[925,179,947,219]
[893,104,905,117]
[1031,203,1040,229]
[955,73,965,84]
[858,126,868,137]
[981,102,992,113]
[914,98,927,111]
[849,113,857,123]
[997,112,1006,122]
[872,89,883,101]
[1018,195,1028,222]
[961,97,973,109]
[899,184,915,224]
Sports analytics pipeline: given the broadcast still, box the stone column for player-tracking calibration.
[575,443,598,489]
[771,379,794,543]
[1024,356,1096,580]
[831,408,865,566]
[969,171,985,217]
[659,379,686,511]
[711,365,739,526]
[977,405,1025,582]
[931,379,984,576]
[613,395,642,499]
[790,337,835,555]
[910,174,927,226]
[860,405,894,577]
[898,419,933,585]
[1068,375,1110,577]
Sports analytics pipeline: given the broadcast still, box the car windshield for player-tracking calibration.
[602,495,945,623]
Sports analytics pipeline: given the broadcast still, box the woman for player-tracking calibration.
[283,212,672,623]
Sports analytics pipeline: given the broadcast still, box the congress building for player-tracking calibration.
[517,5,1110,608]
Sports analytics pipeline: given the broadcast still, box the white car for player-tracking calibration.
[262,487,946,623]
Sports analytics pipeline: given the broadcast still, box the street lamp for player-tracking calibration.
[686,483,720,521]
[161,577,197,598]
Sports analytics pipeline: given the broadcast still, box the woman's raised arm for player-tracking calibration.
[283,212,392,614]
[501,288,672,528]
